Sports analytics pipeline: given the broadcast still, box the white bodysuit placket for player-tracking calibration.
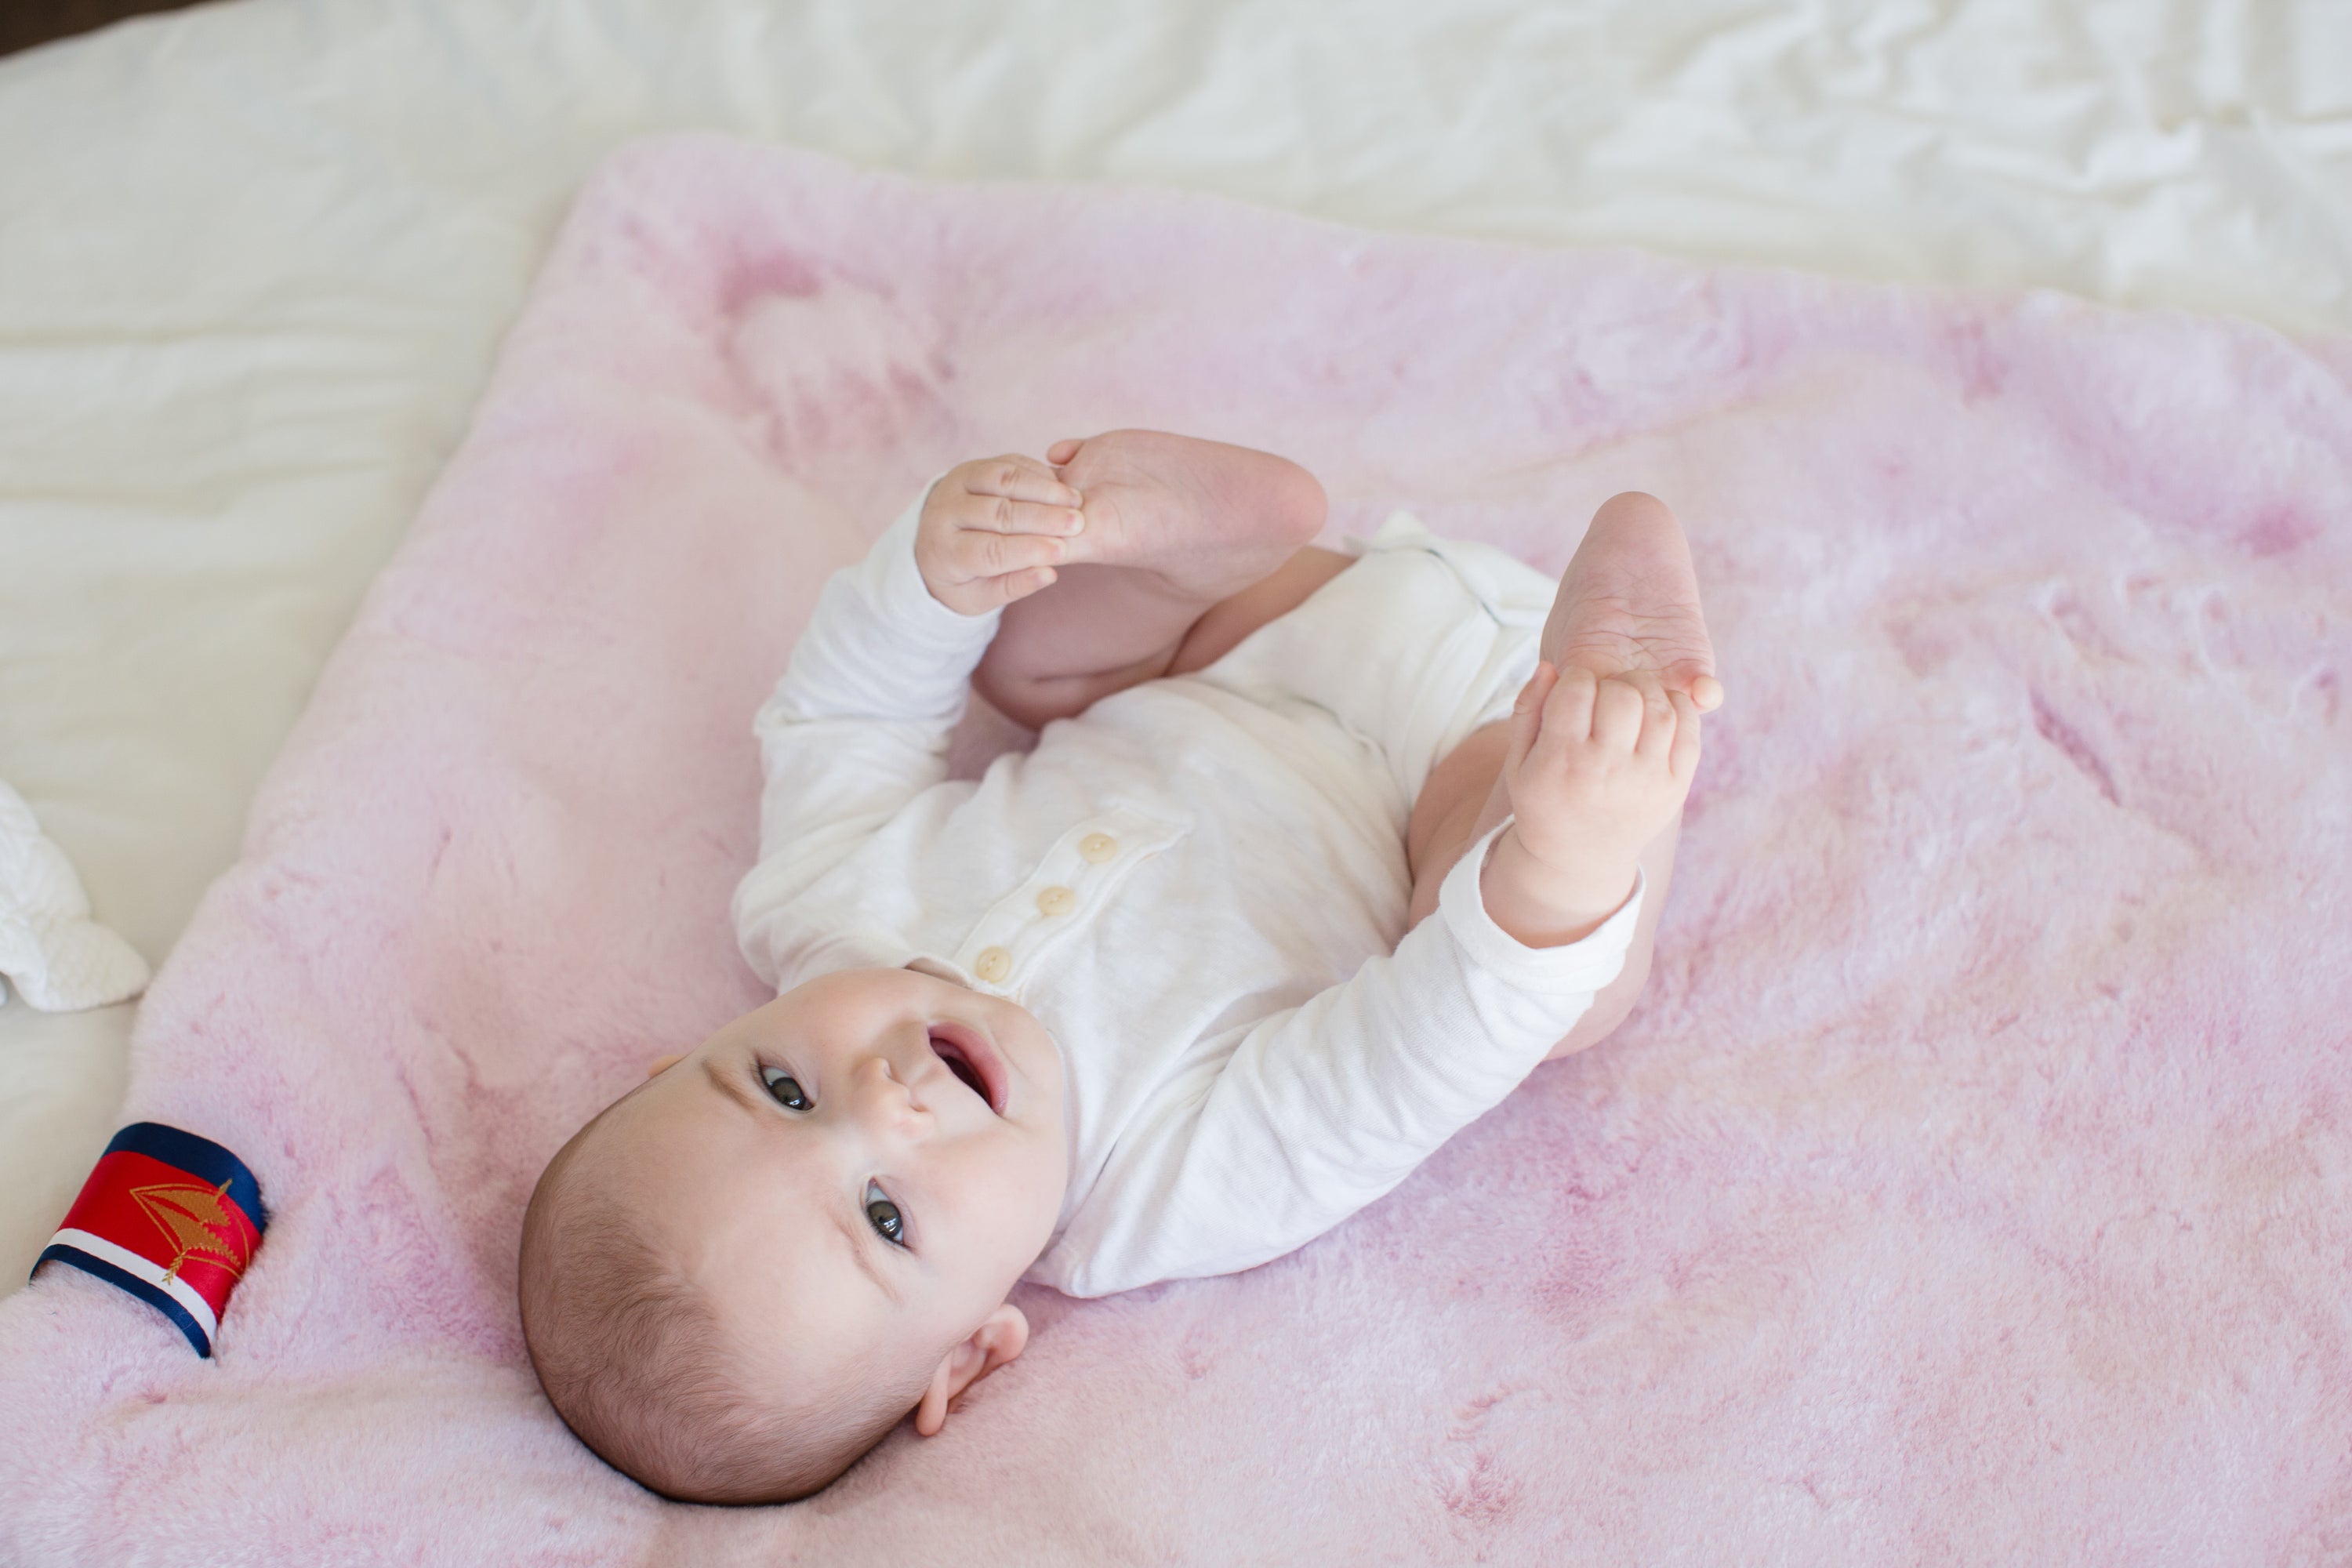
[946,808,1190,995]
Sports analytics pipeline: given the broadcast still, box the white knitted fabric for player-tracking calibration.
[0,782,148,1011]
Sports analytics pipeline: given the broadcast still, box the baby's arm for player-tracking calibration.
[1038,829,1648,1295]
[1036,663,1699,1297]
[733,459,1077,981]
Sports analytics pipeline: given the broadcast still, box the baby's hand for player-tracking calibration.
[916,456,1087,615]
[1483,663,1700,947]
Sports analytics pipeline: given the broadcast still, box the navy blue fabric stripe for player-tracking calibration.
[103,1122,267,1232]
[34,1244,212,1357]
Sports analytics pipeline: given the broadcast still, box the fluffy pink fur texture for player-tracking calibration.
[3,136,2348,1565]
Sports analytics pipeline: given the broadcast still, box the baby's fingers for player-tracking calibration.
[1665,689,1703,779]
[964,454,1081,510]
[975,564,1058,609]
[958,528,1068,580]
[1625,673,1679,763]
[1585,674,1648,752]
[1522,665,1600,782]
[1533,663,1601,754]
[1507,662,1561,777]
[961,494,1087,538]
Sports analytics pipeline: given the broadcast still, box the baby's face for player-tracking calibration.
[593,967,1069,1398]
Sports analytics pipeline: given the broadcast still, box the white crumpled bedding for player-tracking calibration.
[0,0,2346,1292]
[0,782,148,1012]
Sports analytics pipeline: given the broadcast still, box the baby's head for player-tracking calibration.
[518,967,1069,1502]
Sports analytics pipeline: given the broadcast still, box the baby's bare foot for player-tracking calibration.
[1542,492,1723,712]
[1047,430,1327,603]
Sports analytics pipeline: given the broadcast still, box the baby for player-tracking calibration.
[517,430,1722,1502]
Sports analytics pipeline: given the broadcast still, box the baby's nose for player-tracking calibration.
[852,1055,931,1134]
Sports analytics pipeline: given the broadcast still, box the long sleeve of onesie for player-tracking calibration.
[732,488,999,987]
[1033,827,1643,1297]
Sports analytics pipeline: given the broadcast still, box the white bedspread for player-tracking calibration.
[0,0,2345,1292]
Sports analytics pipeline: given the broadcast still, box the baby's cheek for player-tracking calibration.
[955,1142,1059,1260]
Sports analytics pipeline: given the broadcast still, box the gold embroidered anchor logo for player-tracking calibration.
[132,1180,252,1284]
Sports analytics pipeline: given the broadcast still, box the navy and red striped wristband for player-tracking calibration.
[33,1122,267,1357]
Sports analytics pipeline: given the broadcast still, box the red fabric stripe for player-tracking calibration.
[60,1149,263,1321]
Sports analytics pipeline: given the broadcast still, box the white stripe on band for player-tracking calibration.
[48,1227,221,1344]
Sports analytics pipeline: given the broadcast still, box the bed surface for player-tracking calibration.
[0,0,2346,1294]
[5,131,2348,1564]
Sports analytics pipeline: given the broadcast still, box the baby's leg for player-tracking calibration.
[972,431,1336,729]
[1404,492,1719,1061]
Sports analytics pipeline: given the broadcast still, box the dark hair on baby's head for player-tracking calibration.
[517,1105,919,1504]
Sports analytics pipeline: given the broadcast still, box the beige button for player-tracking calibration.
[1080,833,1118,864]
[1036,885,1076,916]
[973,946,1011,984]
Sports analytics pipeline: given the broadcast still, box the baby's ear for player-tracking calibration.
[913,1302,1030,1437]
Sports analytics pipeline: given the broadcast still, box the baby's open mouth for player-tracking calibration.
[926,1022,1006,1116]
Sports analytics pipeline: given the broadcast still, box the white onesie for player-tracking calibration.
[732,492,1644,1298]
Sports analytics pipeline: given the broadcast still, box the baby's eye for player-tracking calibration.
[864,1181,906,1247]
[760,1066,811,1111]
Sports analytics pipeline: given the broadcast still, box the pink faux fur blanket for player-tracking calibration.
[4,136,2348,1565]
